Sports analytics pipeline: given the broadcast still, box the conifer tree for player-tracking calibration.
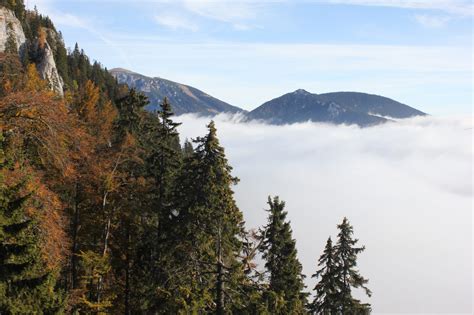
[334,217,371,314]
[310,237,339,314]
[260,196,307,314]
[128,98,183,311]
[0,134,64,313]
[4,22,18,54]
[167,121,246,313]
[151,97,182,210]
[182,138,194,158]
[116,88,148,137]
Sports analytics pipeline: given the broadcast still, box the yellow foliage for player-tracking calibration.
[24,64,49,92]
[79,80,100,122]
[38,27,47,49]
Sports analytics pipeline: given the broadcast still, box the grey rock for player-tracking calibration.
[0,7,26,54]
[35,40,64,96]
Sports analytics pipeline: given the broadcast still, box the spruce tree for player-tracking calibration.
[135,98,183,311]
[334,217,371,314]
[260,196,307,314]
[116,88,148,137]
[310,237,339,314]
[152,97,182,210]
[182,138,194,158]
[166,121,246,313]
[0,134,64,313]
[4,22,18,55]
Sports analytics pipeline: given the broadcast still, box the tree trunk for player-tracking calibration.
[96,192,111,304]
[124,224,131,315]
[216,226,225,315]
[71,182,80,289]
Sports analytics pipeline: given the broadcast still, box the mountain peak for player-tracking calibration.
[248,90,425,126]
[111,69,244,115]
[292,89,311,95]
[110,68,139,75]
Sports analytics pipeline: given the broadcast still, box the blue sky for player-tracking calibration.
[29,0,472,115]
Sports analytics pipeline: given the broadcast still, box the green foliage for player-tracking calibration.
[147,97,182,208]
[182,138,194,158]
[65,43,120,100]
[116,88,149,137]
[0,52,24,96]
[51,31,69,84]
[0,136,64,314]
[76,250,115,313]
[0,0,26,22]
[310,237,339,314]
[334,217,371,313]
[311,218,371,314]
[260,196,308,314]
[4,22,18,54]
[163,121,247,313]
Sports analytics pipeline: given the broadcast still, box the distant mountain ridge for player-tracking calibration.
[247,89,426,127]
[111,68,426,127]
[318,91,426,119]
[110,68,244,115]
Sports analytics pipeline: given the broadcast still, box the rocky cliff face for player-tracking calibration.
[0,7,26,54]
[35,40,64,96]
[0,6,63,96]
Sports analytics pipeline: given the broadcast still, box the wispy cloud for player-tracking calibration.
[27,0,133,68]
[414,14,452,28]
[181,0,263,30]
[155,12,199,31]
[326,0,474,16]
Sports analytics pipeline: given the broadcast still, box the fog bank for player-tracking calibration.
[175,114,472,313]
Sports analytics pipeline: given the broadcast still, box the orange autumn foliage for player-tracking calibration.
[2,164,68,270]
[38,27,47,50]
[74,80,117,147]
[24,63,49,93]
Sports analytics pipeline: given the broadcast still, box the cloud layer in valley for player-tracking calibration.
[175,114,472,313]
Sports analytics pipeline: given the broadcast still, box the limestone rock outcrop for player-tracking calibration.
[0,7,26,54]
[0,6,64,96]
[35,40,64,96]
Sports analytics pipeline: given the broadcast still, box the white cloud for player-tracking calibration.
[155,13,199,31]
[326,0,474,16]
[182,0,262,30]
[415,14,452,28]
[174,114,473,313]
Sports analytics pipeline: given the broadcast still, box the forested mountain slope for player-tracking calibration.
[248,89,425,126]
[111,68,244,115]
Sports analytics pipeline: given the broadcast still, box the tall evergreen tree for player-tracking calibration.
[182,138,194,158]
[334,217,371,314]
[115,88,148,138]
[151,97,182,211]
[260,196,307,314]
[166,121,246,313]
[0,134,64,313]
[132,97,183,311]
[310,237,339,314]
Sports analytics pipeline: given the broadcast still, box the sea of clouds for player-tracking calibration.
[175,114,472,314]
